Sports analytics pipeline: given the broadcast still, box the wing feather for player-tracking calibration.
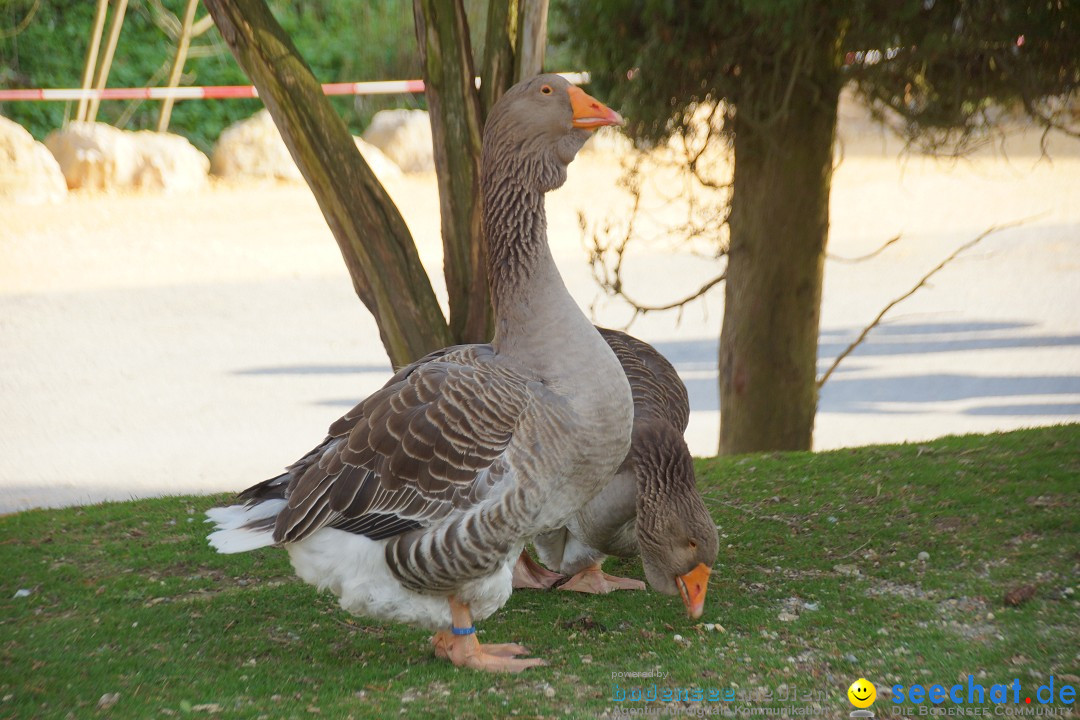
[265,345,536,544]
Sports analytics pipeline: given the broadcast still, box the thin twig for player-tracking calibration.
[619,270,727,314]
[0,0,39,39]
[816,214,1043,389]
[827,234,902,263]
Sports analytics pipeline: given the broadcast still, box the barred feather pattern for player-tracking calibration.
[597,328,689,432]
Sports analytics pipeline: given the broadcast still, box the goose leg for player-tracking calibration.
[558,562,646,594]
[511,549,565,589]
[429,597,546,672]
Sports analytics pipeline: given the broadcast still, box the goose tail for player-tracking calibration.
[205,499,286,554]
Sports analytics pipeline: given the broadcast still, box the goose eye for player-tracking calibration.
[540,85,553,95]
[688,540,698,550]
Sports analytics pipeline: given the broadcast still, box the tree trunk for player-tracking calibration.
[413,0,492,345]
[204,0,452,368]
[718,75,841,454]
[513,0,548,82]
[479,0,517,119]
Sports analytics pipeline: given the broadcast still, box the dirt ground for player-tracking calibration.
[2,102,1079,512]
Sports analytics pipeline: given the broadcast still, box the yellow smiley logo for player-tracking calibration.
[847,678,876,708]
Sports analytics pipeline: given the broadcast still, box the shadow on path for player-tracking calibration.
[277,320,1080,418]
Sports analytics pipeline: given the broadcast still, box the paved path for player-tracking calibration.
[2,123,1078,513]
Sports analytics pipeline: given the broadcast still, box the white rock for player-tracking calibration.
[362,109,434,173]
[129,130,209,193]
[12,588,32,598]
[0,116,68,204]
[211,109,402,183]
[211,109,302,182]
[45,121,139,191]
[917,551,930,562]
[353,136,402,180]
[44,122,208,193]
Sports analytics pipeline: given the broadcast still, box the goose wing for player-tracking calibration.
[243,344,540,544]
[598,328,689,431]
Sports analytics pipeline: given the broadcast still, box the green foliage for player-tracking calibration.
[847,0,1080,148]
[555,0,1080,149]
[2,426,1077,717]
[0,0,422,152]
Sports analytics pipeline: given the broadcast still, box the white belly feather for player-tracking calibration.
[287,529,515,631]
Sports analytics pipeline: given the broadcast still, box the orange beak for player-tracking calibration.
[567,85,624,129]
[676,563,711,619]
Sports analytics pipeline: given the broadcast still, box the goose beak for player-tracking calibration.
[675,563,711,619]
[568,85,624,129]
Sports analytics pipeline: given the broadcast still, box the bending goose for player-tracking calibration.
[514,329,719,619]
[206,75,632,673]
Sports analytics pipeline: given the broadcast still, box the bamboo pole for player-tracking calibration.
[76,0,110,121]
[86,0,129,123]
[156,0,199,132]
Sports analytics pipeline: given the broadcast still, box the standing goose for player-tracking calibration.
[514,329,719,619]
[206,75,632,673]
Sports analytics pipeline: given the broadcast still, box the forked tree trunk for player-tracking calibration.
[203,0,452,368]
[718,75,841,454]
[413,0,492,344]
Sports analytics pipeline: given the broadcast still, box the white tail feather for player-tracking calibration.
[205,500,286,554]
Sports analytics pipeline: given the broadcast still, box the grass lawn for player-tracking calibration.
[2,425,1078,719]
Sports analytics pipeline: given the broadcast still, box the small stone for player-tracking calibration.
[97,693,120,710]
[13,589,31,599]
[543,686,556,698]
[844,653,858,663]
[917,551,930,562]
[778,611,798,622]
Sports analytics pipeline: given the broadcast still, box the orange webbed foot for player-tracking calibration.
[558,564,646,594]
[511,549,565,590]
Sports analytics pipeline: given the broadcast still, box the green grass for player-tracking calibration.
[2,426,1078,719]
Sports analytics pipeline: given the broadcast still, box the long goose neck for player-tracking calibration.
[483,162,549,317]
[483,154,590,361]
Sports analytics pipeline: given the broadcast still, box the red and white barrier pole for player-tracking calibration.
[0,73,589,103]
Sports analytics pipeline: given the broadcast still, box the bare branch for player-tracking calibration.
[826,234,901,263]
[0,0,39,39]
[191,14,216,37]
[816,215,1043,389]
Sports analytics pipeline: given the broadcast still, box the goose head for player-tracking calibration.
[482,73,623,192]
[633,421,720,619]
